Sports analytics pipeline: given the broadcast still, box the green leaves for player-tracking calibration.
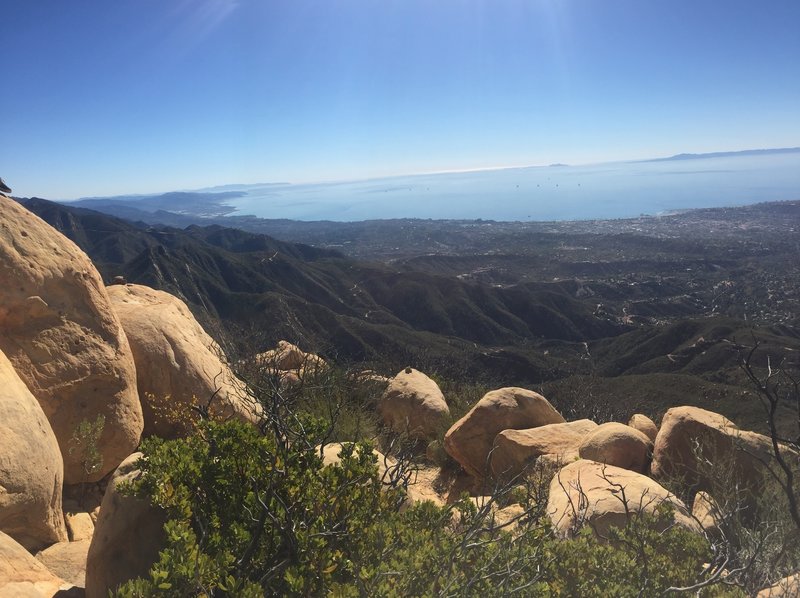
[116,418,731,597]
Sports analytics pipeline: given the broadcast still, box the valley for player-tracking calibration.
[19,197,800,434]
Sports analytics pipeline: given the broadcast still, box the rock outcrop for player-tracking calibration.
[651,406,780,501]
[255,340,327,373]
[444,387,565,478]
[107,284,259,438]
[0,530,69,597]
[627,414,658,443]
[490,419,598,480]
[85,453,166,598]
[578,422,653,473]
[0,348,66,550]
[0,196,142,483]
[547,459,698,539]
[379,367,449,439]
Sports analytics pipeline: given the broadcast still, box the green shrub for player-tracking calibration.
[114,416,738,597]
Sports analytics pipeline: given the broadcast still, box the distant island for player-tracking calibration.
[646,147,800,162]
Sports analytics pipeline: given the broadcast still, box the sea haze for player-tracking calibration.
[222,151,800,221]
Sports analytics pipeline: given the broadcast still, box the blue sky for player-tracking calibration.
[1,0,799,199]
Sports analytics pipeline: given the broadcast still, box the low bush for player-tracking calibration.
[115,416,735,597]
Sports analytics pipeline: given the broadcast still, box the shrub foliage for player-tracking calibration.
[115,411,735,597]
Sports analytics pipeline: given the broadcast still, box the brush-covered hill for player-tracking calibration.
[19,197,800,432]
[20,198,623,363]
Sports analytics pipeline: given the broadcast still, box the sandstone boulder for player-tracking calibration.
[65,512,93,543]
[320,442,393,478]
[106,284,259,438]
[0,348,66,550]
[627,413,658,442]
[444,387,565,478]
[490,419,598,480]
[0,196,142,483]
[578,422,653,473]
[757,573,800,597]
[379,368,449,439]
[255,340,327,373]
[692,491,721,538]
[547,459,698,539]
[0,530,69,597]
[320,443,442,507]
[85,453,166,598]
[36,540,90,589]
[651,406,780,500]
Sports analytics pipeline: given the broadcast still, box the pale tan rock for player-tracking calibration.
[320,442,391,473]
[651,406,780,500]
[494,504,527,532]
[85,453,166,598]
[628,414,658,443]
[444,387,565,478]
[578,422,653,473]
[379,368,449,439]
[547,459,698,539]
[106,284,259,438]
[0,530,69,597]
[0,196,142,484]
[320,443,443,507]
[0,348,66,550]
[65,513,94,542]
[464,498,527,532]
[357,370,391,386]
[491,419,598,480]
[255,340,327,372]
[89,507,100,525]
[757,573,800,597]
[320,443,398,489]
[35,540,90,589]
[692,491,720,538]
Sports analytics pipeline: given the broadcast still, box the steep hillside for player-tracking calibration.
[21,198,625,369]
[19,198,800,432]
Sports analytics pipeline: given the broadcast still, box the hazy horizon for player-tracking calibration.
[56,148,800,223]
[49,146,799,203]
[2,1,799,202]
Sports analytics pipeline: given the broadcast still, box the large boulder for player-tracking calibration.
[651,406,780,500]
[627,414,658,443]
[578,422,653,473]
[0,530,69,597]
[379,367,449,439]
[0,196,142,483]
[490,419,598,480]
[106,284,259,438]
[547,459,698,539]
[0,348,66,550]
[85,453,166,598]
[444,387,565,478]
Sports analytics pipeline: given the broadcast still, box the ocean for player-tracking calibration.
[225,152,800,222]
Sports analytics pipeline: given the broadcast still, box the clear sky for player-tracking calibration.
[1,0,799,199]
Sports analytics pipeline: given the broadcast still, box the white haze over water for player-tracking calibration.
[225,152,800,222]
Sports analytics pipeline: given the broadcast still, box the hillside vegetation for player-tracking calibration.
[21,198,800,433]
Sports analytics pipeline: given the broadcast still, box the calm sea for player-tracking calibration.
[226,152,800,222]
